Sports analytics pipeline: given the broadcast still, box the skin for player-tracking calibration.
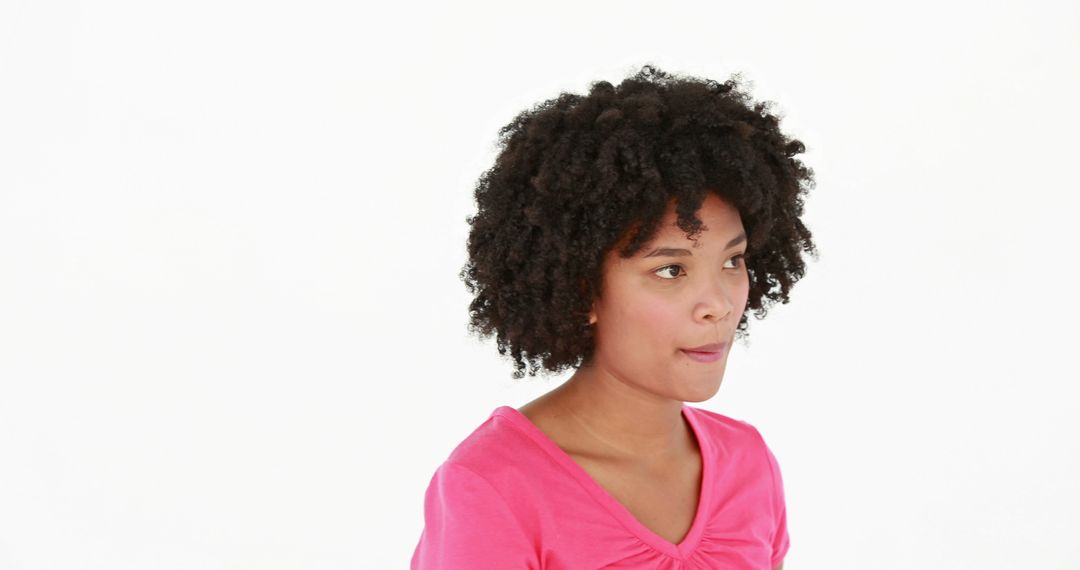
[519,192,759,551]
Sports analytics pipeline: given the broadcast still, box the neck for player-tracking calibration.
[544,364,694,465]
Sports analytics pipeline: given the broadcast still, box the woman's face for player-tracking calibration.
[587,193,750,403]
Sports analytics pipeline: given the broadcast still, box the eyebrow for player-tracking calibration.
[642,232,747,258]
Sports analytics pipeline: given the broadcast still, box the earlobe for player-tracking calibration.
[582,278,598,325]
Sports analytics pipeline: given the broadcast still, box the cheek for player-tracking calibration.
[737,274,751,309]
[621,296,682,347]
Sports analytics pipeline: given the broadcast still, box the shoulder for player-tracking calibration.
[418,406,568,541]
[414,432,541,568]
[684,404,782,471]
[436,407,545,483]
[685,404,787,514]
[684,404,772,447]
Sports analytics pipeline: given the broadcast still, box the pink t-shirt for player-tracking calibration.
[411,404,789,569]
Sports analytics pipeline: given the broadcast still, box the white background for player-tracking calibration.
[2,0,1078,568]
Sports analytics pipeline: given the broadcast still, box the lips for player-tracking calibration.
[681,343,727,363]
[684,343,725,353]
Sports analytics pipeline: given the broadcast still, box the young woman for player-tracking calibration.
[412,65,816,569]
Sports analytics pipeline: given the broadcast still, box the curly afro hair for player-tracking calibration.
[459,64,818,379]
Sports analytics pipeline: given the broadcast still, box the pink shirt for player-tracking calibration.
[411,404,789,569]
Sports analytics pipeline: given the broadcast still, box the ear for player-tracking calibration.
[580,278,598,325]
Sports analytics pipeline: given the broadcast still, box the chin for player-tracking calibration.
[681,375,725,403]
[686,384,721,403]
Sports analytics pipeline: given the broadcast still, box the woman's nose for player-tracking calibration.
[694,284,734,323]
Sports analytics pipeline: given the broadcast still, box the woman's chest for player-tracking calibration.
[569,451,703,546]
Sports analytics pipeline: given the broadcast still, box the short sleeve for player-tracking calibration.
[411,461,538,570]
[764,445,790,568]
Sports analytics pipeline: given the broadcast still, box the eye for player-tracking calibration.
[654,254,746,280]
[724,254,746,269]
[654,264,685,280]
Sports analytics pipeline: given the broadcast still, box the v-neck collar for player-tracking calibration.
[492,403,714,561]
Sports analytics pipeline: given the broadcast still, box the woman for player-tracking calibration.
[412,64,816,569]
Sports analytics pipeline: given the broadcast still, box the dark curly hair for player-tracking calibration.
[459,64,818,379]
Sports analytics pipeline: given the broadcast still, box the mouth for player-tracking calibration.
[680,343,727,363]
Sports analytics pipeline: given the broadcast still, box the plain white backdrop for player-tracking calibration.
[1,0,1078,568]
